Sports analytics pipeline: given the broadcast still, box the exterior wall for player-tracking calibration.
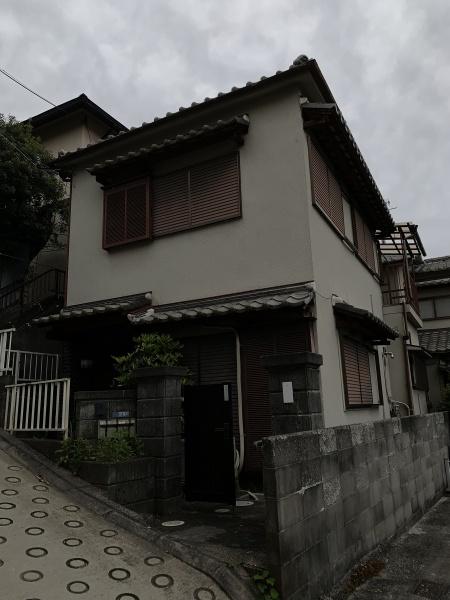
[263,412,450,600]
[302,130,390,427]
[66,93,314,306]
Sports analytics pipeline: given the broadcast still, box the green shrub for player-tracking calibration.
[56,437,92,473]
[95,432,143,463]
[56,432,144,473]
[112,333,184,387]
[251,569,279,599]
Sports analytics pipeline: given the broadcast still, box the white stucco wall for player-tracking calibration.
[66,93,315,306]
[419,283,450,329]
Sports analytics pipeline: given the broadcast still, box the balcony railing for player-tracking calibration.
[0,269,65,313]
[382,285,420,314]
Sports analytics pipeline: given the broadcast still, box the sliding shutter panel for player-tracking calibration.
[104,190,126,248]
[190,153,241,228]
[341,337,373,405]
[309,140,330,214]
[353,209,367,262]
[357,344,373,404]
[342,337,362,405]
[153,169,189,236]
[328,170,345,234]
[363,223,376,272]
[126,181,150,241]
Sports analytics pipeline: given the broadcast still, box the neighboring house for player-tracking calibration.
[34,55,405,484]
[415,256,450,409]
[378,223,429,415]
[0,94,126,352]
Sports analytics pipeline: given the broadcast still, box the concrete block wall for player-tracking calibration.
[263,412,450,600]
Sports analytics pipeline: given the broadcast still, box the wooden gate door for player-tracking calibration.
[184,383,235,504]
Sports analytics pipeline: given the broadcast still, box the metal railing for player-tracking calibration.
[4,378,70,437]
[0,269,65,312]
[382,285,420,314]
[9,350,60,383]
[0,328,14,375]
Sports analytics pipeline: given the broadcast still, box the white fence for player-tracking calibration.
[10,350,60,383]
[4,378,70,437]
[0,328,14,375]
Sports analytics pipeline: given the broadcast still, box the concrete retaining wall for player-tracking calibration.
[263,412,450,599]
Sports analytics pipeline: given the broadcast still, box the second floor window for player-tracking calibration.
[308,137,378,274]
[102,153,241,249]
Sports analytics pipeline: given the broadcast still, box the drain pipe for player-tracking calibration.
[203,325,245,474]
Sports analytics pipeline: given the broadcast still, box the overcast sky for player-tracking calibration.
[1,0,448,257]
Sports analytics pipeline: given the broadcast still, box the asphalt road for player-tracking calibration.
[0,448,229,600]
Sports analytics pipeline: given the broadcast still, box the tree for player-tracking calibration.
[0,114,66,263]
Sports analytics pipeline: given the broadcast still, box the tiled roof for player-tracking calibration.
[87,115,249,174]
[52,55,331,164]
[416,277,450,288]
[333,302,398,341]
[33,292,151,325]
[419,328,450,353]
[129,284,314,325]
[415,256,450,274]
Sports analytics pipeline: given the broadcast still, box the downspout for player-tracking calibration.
[402,301,414,413]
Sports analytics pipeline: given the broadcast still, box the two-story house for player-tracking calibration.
[416,256,450,409]
[34,55,400,485]
[0,94,125,356]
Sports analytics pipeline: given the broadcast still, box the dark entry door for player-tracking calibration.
[184,384,235,504]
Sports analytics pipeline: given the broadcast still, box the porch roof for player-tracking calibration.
[419,328,450,354]
[32,292,151,325]
[128,284,314,325]
[416,277,450,288]
[333,302,398,343]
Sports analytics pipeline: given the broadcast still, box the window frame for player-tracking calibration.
[339,332,383,409]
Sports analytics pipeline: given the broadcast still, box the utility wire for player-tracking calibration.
[0,67,56,107]
[0,130,57,175]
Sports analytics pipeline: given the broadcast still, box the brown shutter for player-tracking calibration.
[353,209,367,262]
[103,189,126,248]
[363,223,376,272]
[309,140,330,214]
[126,180,150,241]
[341,336,373,406]
[153,169,190,236]
[190,153,241,228]
[328,170,345,233]
[103,180,150,249]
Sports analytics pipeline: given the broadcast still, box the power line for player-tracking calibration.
[0,67,56,107]
[0,130,57,175]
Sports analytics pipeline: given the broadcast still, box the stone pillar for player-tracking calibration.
[134,366,187,515]
[261,352,324,434]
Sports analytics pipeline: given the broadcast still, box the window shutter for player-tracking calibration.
[328,170,345,234]
[104,189,126,247]
[153,169,190,236]
[126,181,150,241]
[190,153,241,228]
[364,226,376,272]
[309,140,330,214]
[341,336,373,406]
[103,179,150,249]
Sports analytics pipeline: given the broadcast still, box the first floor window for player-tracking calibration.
[340,334,382,407]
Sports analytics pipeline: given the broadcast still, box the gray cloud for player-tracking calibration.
[1,0,448,256]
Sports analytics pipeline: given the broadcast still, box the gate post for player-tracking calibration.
[261,352,324,434]
[134,366,187,515]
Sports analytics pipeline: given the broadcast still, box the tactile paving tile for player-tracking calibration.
[0,449,227,600]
